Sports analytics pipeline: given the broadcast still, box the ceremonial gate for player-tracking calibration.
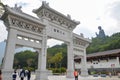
[0,1,91,80]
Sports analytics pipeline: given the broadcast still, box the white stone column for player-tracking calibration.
[2,28,17,80]
[35,34,48,80]
[66,42,74,78]
[81,49,88,76]
[116,57,119,66]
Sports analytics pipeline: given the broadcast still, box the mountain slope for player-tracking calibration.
[87,32,120,54]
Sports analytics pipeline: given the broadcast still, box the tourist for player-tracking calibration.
[26,70,31,80]
[19,69,26,80]
[0,70,2,80]
[118,72,120,78]
[74,69,78,80]
[109,72,112,78]
[12,70,17,80]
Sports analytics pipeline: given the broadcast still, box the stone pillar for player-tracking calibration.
[2,28,17,80]
[35,35,48,80]
[116,57,119,65]
[66,42,74,78]
[81,49,88,76]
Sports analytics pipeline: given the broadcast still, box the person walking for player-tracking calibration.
[74,69,78,80]
[118,72,120,78]
[109,72,112,78]
[19,69,26,80]
[26,70,31,80]
[12,70,17,80]
[0,70,2,80]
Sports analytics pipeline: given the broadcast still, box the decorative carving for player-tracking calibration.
[0,1,5,18]
[74,48,84,52]
[38,9,75,29]
[73,38,87,47]
[11,17,43,34]
[3,18,9,27]
[12,4,22,12]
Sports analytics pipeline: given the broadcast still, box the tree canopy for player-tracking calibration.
[14,50,38,69]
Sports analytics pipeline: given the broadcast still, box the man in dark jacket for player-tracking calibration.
[19,69,26,80]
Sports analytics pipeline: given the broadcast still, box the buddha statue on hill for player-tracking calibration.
[96,26,106,38]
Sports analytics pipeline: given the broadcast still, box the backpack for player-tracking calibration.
[12,73,17,79]
[74,71,78,76]
[20,70,25,77]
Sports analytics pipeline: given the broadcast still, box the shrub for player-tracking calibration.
[60,67,66,73]
[49,67,66,74]
[24,67,34,71]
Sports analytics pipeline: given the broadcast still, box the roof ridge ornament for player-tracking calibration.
[12,4,22,12]
[73,20,80,24]
[42,1,49,7]
[67,14,80,24]
[67,14,71,19]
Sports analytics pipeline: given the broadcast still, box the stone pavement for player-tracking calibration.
[16,74,120,80]
[45,75,120,80]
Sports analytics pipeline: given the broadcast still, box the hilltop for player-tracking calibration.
[87,32,120,54]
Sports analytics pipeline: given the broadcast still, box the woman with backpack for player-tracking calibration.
[74,69,78,80]
[12,70,17,80]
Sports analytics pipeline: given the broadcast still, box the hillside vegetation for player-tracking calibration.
[87,32,120,54]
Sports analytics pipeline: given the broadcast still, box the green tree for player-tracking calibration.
[14,50,38,69]
[49,52,63,68]
[47,43,67,68]
[27,58,34,67]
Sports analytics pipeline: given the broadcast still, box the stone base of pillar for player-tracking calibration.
[35,70,48,80]
[2,69,14,80]
[66,70,74,78]
[81,68,88,77]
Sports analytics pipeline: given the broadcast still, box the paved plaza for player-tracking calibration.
[16,74,120,80]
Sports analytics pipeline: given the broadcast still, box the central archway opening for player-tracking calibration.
[47,38,67,74]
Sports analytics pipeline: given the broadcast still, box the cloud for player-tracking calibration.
[110,1,120,21]
[0,21,7,42]
[16,2,28,7]
[107,1,120,34]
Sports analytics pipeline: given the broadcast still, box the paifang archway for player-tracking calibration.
[1,1,91,80]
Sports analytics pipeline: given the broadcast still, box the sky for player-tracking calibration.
[0,0,120,47]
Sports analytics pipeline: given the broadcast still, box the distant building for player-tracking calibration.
[74,49,120,74]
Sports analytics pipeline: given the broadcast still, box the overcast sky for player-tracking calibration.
[0,0,120,47]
